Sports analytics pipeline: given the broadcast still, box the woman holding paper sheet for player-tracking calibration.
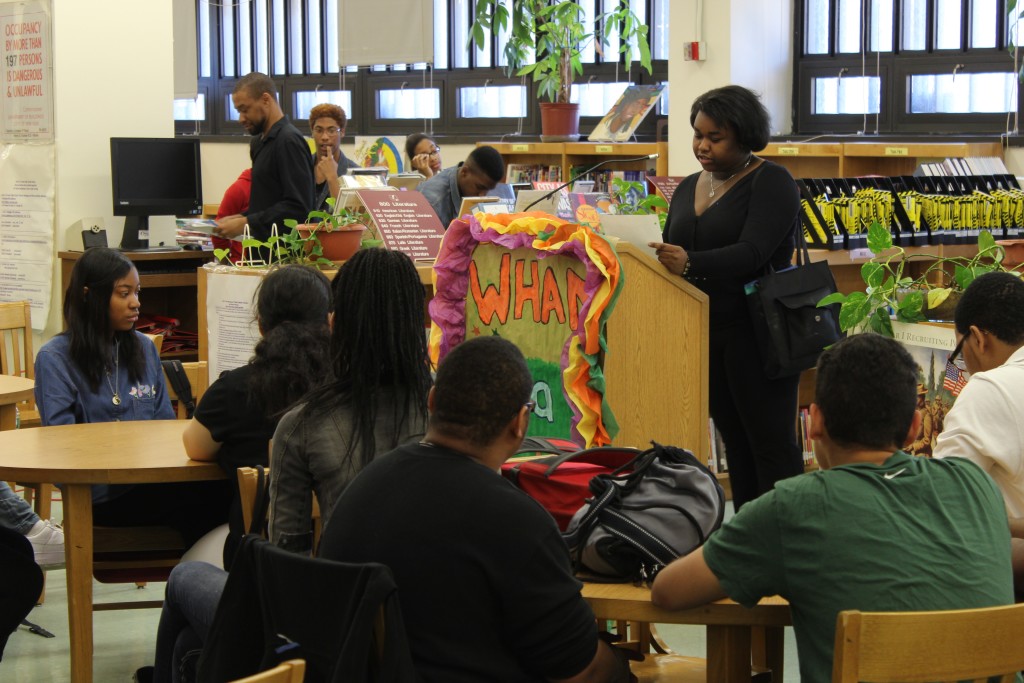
[649,85,804,511]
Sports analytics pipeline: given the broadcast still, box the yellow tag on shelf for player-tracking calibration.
[511,144,531,152]
[778,147,801,156]
[595,145,613,153]
[884,147,909,156]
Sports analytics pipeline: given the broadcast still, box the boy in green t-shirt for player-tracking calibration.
[652,333,1014,682]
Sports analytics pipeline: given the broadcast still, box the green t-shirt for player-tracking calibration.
[703,451,1014,683]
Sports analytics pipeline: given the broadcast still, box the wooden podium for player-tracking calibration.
[197,244,709,458]
[602,242,709,456]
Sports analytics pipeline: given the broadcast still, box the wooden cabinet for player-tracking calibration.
[479,141,669,180]
[58,250,214,361]
[760,141,1003,178]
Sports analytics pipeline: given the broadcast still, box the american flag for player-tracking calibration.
[943,361,968,397]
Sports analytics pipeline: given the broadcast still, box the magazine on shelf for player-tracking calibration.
[588,84,665,142]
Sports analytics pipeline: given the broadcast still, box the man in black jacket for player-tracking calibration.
[215,72,314,244]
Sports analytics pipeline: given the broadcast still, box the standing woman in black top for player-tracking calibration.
[649,85,804,510]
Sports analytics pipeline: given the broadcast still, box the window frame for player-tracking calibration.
[793,0,1022,134]
[178,0,669,143]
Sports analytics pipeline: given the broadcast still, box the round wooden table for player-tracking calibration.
[0,420,226,683]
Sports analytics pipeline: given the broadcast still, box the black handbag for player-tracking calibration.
[745,237,842,379]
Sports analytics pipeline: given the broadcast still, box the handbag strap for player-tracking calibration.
[160,359,196,419]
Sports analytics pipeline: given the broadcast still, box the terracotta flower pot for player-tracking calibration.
[996,239,1024,268]
[539,102,580,142]
[297,223,367,262]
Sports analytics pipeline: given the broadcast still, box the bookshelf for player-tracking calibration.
[58,250,214,361]
[480,141,669,182]
[760,141,1003,178]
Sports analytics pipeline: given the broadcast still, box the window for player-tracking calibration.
[178,0,669,140]
[795,0,1020,133]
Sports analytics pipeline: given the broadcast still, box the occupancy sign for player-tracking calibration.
[0,0,52,141]
[358,190,445,261]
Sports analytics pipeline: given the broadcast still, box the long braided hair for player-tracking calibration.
[300,248,431,468]
[62,248,146,390]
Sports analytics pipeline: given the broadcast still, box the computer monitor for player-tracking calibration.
[110,137,203,250]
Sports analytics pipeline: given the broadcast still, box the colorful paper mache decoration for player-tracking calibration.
[428,211,624,447]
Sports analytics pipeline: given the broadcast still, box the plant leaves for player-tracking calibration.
[926,287,952,309]
[896,290,924,321]
[978,229,995,253]
[861,261,884,289]
[817,291,847,307]
[838,292,870,331]
[866,221,892,254]
[870,308,895,337]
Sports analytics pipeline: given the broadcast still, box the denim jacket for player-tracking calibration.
[268,393,427,552]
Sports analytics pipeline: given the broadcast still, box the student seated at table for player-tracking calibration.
[34,248,230,545]
[417,145,504,229]
[268,248,431,552]
[182,264,331,562]
[650,333,1015,683]
[405,132,442,179]
[318,336,632,683]
[141,249,431,683]
[0,482,63,566]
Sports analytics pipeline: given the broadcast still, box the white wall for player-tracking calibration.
[45,0,175,340]
[666,0,794,176]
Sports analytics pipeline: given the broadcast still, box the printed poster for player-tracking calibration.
[890,321,960,458]
[0,142,53,328]
[0,0,53,142]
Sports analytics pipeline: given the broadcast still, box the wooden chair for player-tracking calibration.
[162,360,208,418]
[0,301,51,521]
[230,659,305,683]
[237,466,321,547]
[832,603,1024,682]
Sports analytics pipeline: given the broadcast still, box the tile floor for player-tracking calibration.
[1,500,802,682]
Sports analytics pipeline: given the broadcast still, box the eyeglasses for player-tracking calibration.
[948,332,969,371]
[524,400,536,415]
[313,126,340,136]
[427,146,441,158]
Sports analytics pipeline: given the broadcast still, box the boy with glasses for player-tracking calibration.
[934,272,1024,516]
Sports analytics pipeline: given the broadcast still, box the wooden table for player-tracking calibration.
[0,374,34,430]
[0,420,226,683]
[582,582,792,682]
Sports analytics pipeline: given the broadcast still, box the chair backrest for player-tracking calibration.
[0,300,36,413]
[142,332,164,354]
[199,535,417,683]
[231,659,306,683]
[162,361,208,419]
[832,603,1024,682]
[237,465,321,544]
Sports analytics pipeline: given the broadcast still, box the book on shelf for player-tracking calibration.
[506,163,562,184]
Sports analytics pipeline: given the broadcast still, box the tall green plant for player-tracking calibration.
[470,0,652,104]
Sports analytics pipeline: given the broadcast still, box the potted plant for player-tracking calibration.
[817,221,1023,336]
[285,205,370,263]
[470,0,653,140]
[609,177,668,230]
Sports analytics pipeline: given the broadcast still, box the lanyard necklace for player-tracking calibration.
[105,340,121,406]
[707,156,752,198]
